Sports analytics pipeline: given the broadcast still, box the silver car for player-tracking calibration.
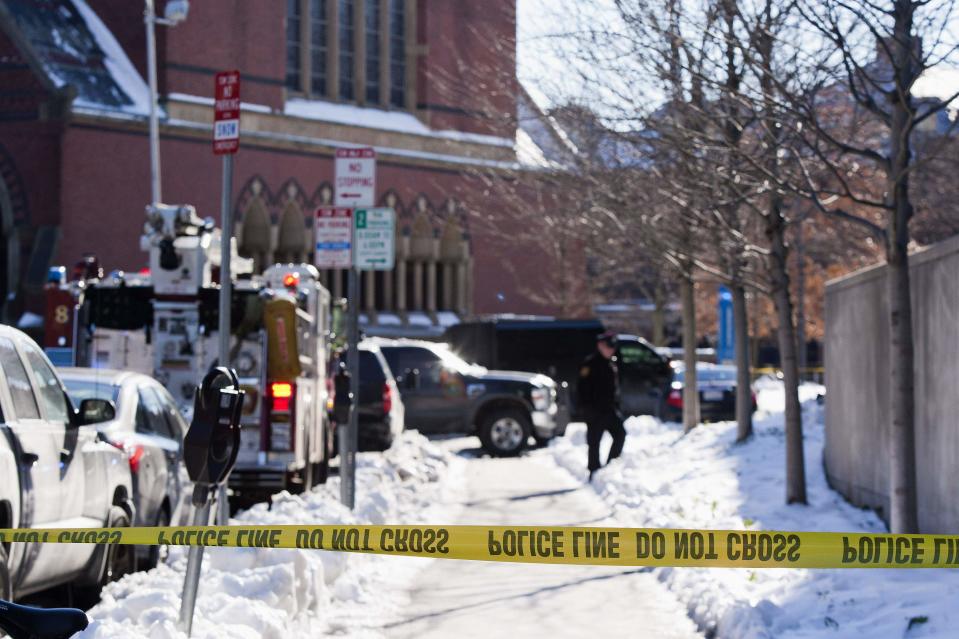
[60,369,187,570]
[0,325,134,601]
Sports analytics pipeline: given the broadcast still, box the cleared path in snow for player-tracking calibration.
[383,437,702,639]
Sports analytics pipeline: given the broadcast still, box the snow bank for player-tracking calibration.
[546,387,959,638]
[80,432,465,638]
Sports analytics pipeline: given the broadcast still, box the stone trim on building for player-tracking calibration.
[233,175,472,321]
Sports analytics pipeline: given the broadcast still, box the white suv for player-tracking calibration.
[0,325,133,601]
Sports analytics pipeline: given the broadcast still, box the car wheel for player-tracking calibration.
[142,508,170,571]
[101,506,135,585]
[74,505,134,605]
[479,408,530,457]
[0,543,10,600]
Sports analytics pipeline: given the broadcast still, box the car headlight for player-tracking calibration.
[531,387,550,411]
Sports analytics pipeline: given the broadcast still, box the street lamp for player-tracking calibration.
[144,0,190,207]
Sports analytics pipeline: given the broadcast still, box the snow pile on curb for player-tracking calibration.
[80,432,465,639]
[546,388,959,638]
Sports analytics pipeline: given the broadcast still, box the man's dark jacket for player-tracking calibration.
[576,352,618,414]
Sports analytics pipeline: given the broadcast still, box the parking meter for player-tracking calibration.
[332,362,353,425]
[183,367,244,507]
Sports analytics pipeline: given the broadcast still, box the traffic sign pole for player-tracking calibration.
[332,148,376,511]
[213,70,239,527]
[181,70,240,635]
[341,266,359,509]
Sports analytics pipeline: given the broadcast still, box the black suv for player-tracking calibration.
[372,338,566,456]
[331,341,405,451]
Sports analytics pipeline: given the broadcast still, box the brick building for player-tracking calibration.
[0,0,582,334]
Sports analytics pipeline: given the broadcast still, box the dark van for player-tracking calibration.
[444,317,672,417]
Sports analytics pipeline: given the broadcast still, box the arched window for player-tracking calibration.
[365,0,381,103]
[285,0,410,107]
[239,197,272,272]
[338,0,355,100]
[388,0,406,108]
[276,202,306,263]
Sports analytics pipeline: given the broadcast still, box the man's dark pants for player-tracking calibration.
[585,409,626,472]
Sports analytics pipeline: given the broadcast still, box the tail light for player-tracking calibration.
[268,381,296,452]
[107,440,146,474]
[382,382,392,414]
[667,389,683,409]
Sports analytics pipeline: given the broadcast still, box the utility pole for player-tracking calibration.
[144,0,162,206]
[144,0,190,206]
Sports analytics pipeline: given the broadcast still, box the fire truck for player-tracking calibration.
[44,204,335,500]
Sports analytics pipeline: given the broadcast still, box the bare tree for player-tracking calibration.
[747,0,959,530]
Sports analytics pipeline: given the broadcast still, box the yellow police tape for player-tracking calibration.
[3,525,959,569]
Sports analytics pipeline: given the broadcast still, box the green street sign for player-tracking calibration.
[353,207,395,270]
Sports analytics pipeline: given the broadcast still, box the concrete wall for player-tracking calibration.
[825,234,959,533]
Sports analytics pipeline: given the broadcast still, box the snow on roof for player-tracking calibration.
[168,92,272,114]
[0,0,151,115]
[71,0,150,114]
[515,128,551,167]
[285,98,514,148]
[515,87,578,169]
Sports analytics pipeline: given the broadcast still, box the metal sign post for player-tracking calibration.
[342,266,359,509]
[178,71,241,636]
[213,70,240,525]
[316,206,356,507]
[333,148,375,509]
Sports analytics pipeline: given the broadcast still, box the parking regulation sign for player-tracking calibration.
[334,148,375,207]
[213,70,240,154]
[353,208,395,270]
[315,208,353,269]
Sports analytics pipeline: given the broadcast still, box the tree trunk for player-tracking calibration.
[768,212,806,504]
[732,283,752,441]
[885,10,919,534]
[680,272,699,431]
[886,242,918,532]
[795,221,807,375]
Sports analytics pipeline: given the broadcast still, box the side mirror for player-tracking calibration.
[332,368,352,424]
[183,367,244,506]
[78,398,116,425]
[402,368,420,390]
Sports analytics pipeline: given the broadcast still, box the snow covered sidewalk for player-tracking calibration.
[384,441,701,638]
[80,432,466,639]
[546,392,959,638]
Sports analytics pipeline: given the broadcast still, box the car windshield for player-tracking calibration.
[674,367,737,383]
[62,378,121,404]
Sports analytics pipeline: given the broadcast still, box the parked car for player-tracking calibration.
[662,363,756,422]
[615,335,674,417]
[372,338,566,456]
[330,341,406,451]
[0,325,134,601]
[59,368,187,570]
[444,319,671,418]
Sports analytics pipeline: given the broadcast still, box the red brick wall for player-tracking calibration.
[160,0,286,109]
[56,124,562,315]
[417,0,517,138]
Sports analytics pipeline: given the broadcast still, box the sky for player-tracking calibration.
[516,0,959,114]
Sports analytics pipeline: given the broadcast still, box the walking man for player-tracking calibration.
[577,331,626,480]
